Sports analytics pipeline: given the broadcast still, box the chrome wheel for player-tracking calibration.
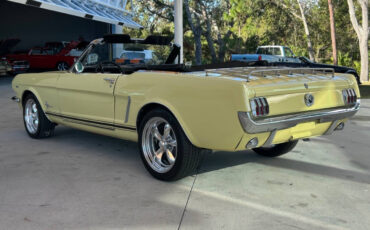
[24,99,39,134]
[57,62,68,71]
[142,117,178,173]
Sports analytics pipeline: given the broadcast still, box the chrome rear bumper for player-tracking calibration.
[238,100,360,134]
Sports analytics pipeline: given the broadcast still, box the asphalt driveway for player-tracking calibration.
[1,76,370,230]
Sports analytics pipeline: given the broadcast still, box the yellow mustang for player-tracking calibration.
[11,35,360,180]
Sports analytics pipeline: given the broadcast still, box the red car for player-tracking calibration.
[0,39,30,75]
[6,41,84,71]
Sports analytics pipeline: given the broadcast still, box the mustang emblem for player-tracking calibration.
[304,94,314,107]
[304,83,309,89]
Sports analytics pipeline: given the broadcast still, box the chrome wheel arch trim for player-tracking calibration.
[136,101,196,147]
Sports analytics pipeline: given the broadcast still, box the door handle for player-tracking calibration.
[104,78,115,84]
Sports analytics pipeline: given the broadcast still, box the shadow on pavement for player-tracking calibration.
[198,150,370,184]
[0,126,205,229]
[49,127,370,185]
[51,127,140,161]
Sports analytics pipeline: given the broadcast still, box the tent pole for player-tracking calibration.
[174,0,183,64]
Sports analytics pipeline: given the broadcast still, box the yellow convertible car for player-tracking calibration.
[11,35,360,180]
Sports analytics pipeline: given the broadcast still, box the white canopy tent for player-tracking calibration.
[7,0,142,29]
[7,0,183,62]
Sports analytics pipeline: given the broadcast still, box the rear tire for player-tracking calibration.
[138,109,202,181]
[253,140,298,157]
[23,94,55,139]
[56,62,69,71]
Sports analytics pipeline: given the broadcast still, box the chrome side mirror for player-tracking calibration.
[75,61,84,73]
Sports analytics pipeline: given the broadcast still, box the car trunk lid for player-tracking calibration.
[206,67,354,117]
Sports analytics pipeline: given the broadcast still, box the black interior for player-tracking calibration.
[81,61,268,74]
[103,34,173,46]
[79,34,268,75]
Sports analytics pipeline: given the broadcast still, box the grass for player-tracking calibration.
[359,82,370,99]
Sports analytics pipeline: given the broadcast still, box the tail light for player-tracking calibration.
[258,55,262,61]
[250,97,269,117]
[342,88,357,105]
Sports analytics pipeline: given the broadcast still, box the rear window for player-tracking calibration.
[272,47,281,55]
[257,48,268,54]
[44,49,54,55]
[257,47,281,55]
[30,49,43,55]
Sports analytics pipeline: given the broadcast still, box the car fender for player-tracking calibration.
[124,73,249,151]
[12,72,60,113]
[137,97,200,148]
[20,87,47,111]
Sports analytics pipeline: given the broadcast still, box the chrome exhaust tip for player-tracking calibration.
[334,122,345,131]
[246,138,259,149]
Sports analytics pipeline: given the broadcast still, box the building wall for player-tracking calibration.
[0,1,110,51]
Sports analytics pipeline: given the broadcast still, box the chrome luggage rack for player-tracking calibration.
[205,67,335,82]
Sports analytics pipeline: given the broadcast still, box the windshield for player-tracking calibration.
[80,42,171,70]
[30,49,44,55]
[284,47,294,58]
[257,47,281,56]
[299,56,312,63]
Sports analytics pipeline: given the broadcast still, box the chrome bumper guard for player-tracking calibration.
[11,96,20,103]
[238,100,360,134]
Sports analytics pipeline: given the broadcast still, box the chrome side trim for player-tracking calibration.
[63,118,115,130]
[11,96,20,103]
[238,100,360,134]
[45,112,136,131]
[124,96,131,123]
[262,129,277,147]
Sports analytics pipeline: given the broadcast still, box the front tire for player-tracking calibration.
[138,109,202,181]
[253,140,298,157]
[23,94,55,139]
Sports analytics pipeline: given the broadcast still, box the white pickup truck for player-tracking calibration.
[231,45,301,63]
[230,45,361,84]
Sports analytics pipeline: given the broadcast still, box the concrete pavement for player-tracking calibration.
[1,76,370,230]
